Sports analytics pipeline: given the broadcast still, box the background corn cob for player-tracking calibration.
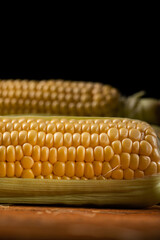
[0,79,159,124]
[0,116,160,207]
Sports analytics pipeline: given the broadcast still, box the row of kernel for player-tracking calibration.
[0,161,159,179]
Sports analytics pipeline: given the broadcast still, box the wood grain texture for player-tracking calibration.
[0,205,160,240]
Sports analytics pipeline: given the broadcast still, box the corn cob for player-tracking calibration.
[0,116,160,207]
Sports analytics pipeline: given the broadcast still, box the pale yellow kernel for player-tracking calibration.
[65,161,75,177]
[145,128,157,137]
[54,132,63,148]
[130,154,139,170]
[97,175,106,180]
[19,131,28,145]
[119,128,128,140]
[99,123,108,133]
[49,147,57,164]
[81,177,88,180]
[10,131,18,146]
[53,162,65,177]
[139,140,152,156]
[129,129,141,141]
[150,148,160,162]
[15,161,23,177]
[32,162,42,176]
[99,133,109,147]
[56,123,64,133]
[76,146,85,162]
[134,169,144,179]
[57,146,67,162]
[74,123,81,133]
[13,122,21,131]
[37,132,45,147]
[45,133,53,148]
[3,132,11,146]
[144,162,157,176]
[111,169,123,180]
[93,161,102,176]
[90,133,99,148]
[127,123,136,129]
[21,169,34,178]
[47,123,56,134]
[85,147,94,162]
[5,122,13,132]
[118,122,126,128]
[65,123,74,134]
[67,147,76,161]
[22,143,32,156]
[132,141,139,154]
[15,145,23,161]
[41,161,53,176]
[137,123,148,132]
[120,153,130,169]
[124,168,134,180]
[21,156,34,169]
[94,146,104,162]
[0,162,6,177]
[81,132,90,148]
[72,133,80,147]
[44,173,54,179]
[0,122,5,133]
[122,138,132,153]
[139,156,151,171]
[6,162,15,177]
[145,135,157,148]
[64,133,72,147]
[108,128,119,142]
[75,162,85,177]
[7,145,15,162]
[72,176,80,180]
[110,155,120,169]
[22,122,30,131]
[39,122,46,132]
[28,130,37,146]
[0,146,6,162]
[29,122,38,131]
[52,175,61,180]
[84,163,94,179]
[104,146,114,161]
[61,176,70,180]
[36,175,44,179]
[111,140,122,154]
[40,146,49,162]
[91,124,99,134]
[82,123,90,133]
[31,145,40,162]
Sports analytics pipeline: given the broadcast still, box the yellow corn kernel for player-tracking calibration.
[99,133,109,147]
[15,161,23,177]
[31,145,40,162]
[119,128,128,140]
[7,145,15,162]
[11,131,19,146]
[90,133,99,147]
[81,132,90,148]
[122,138,132,153]
[40,146,49,162]
[139,140,152,156]
[21,156,34,169]
[129,154,139,170]
[75,162,84,177]
[56,123,64,133]
[6,162,15,177]
[47,123,56,134]
[134,169,144,179]
[19,131,27,145]
[144,162,157,176]
[84,163,94,179]
[102,162,112,178]
[53,162,65,177]
[132,141,139,154]
[57,146,67,162]
[0,146,6,162]
[72,133,80,147]
[44,174,53,179]
[91,124,99,134]
[108,128,119,142]
[139,156,151,171]
[3,132,11,146]
[123,168,134,180]
[41,161,53,176]
[0,162,6,177]
[93,161,102,176]
[67,147,76,161]
[5,122,13,132]
[129,129,141,141]
[120,153,130,169]
[110,155,120,169]
[54,132,63,148]
[104,146,114,161]
[111,140,122,154]
[150,148,160,162]
[38,122,46,132]
[65,161,75,177]
[21,169,34,178]
[32,162,42,176]
[94,146,104,162]
[49,147,57,164]
[82,123,90,133]
[145,135,157,148]
[76,146,85,162]
[37,132,45,146]
[0,132,2,145]
[85,147,94,162]
[45,133,53,148]
[0,122,5,133]
[111,169,123,180]
[22,143,32,156]
[28,130,37,146]
[22,122,29,131]
[64,133,72,147]
[65,123,74,134]
[36,175,44,179]
[15,145,23,161]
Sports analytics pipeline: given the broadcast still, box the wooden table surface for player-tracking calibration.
[0,205,160,240]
